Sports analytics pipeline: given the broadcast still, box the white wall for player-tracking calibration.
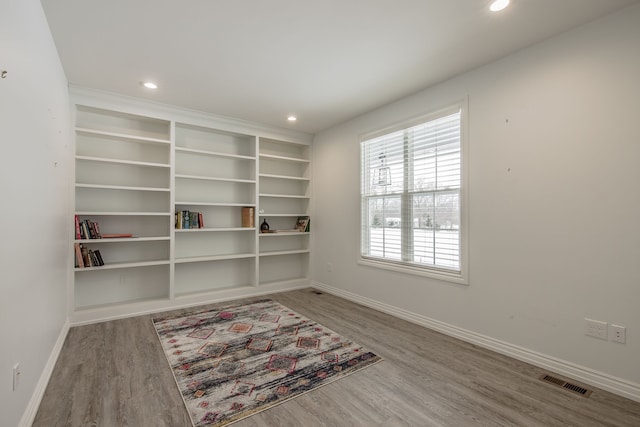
[312,3,640,398]
[0,0,70,425]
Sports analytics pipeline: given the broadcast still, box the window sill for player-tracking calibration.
[358,257,468,285]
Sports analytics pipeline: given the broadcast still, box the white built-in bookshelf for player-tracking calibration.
[258,138,311,285]
[74,106,172,310]
[174,124,257,296]
[71,94,312,323]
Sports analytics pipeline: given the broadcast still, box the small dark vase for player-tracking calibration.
[260,219,270,233]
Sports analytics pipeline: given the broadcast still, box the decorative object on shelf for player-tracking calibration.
[295,216,310,232]
[241,207,255,228]
[260,218,270,233]
[152,299,381,427]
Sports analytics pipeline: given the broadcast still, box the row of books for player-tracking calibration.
[75,215,101,239]
[74,243,104,268]
[75,216,135,239]
[175,210,204,229]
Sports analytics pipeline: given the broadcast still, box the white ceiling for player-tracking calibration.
[41,0,638,134]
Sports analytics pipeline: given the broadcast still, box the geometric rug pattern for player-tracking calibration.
[152,299,382,427]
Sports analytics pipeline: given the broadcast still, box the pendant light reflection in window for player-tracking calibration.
[374,153,391,186]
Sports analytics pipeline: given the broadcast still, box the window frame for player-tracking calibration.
[358,101,469,285]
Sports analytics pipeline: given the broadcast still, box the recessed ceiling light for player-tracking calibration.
[490,0,510,12]
[287,115,297,122]
[142,81,158,89]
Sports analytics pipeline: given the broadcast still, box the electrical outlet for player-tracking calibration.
[610,324,626,344]
[585,318,608,340]
[13,364,20,391]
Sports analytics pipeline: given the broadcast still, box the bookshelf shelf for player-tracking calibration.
[175,174,256,184]
[74,259,171,271]
[259,232,310,237]
[174,284,254,299]
[175,202,256,208]
[258,277,307,287]
[175,147,255,160]
[259,153,309,163]
[74,296,170,313]
[75,184,170,192]
[259,173,310,181]
[175,253,256,264]
[75,236,170,243]
[76,211,172,216]
[258,213,308,217]
[75,155,170,169]
[76,127,171,145]
[175,227,255,233]
[259,249,310,257]
[259,193,310,199]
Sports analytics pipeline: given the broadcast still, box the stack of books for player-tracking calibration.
[74,243,104,268]
[75,215,101,239]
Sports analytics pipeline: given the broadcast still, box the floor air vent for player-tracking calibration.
[539,374,593,397]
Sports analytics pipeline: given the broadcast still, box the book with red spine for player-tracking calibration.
[74,215,81,240]
[74,243,84,268]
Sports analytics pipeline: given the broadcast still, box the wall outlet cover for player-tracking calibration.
[585,318,608,340]
[610,324,626,344]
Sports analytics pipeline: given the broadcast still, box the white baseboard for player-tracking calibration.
[312,281,640,403]
[70,281,310,326]
[19,319,71,427]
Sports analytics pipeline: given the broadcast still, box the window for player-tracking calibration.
[360,104,467,283]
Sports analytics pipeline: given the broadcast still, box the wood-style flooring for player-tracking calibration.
[34,288,640,426]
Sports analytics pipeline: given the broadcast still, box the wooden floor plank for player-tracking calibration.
[34,289,640,426]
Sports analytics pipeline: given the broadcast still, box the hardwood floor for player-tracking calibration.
[34,289,640,426]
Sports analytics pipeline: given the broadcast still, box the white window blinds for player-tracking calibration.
[361,108,462,274]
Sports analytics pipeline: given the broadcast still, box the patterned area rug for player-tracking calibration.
[152,299,382,427]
